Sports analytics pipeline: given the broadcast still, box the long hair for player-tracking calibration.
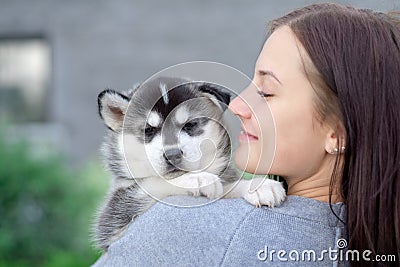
[269,3,400,266]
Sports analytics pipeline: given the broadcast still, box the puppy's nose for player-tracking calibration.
[163,148,183,165]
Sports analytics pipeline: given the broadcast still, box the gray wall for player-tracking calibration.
[1,0,399,166]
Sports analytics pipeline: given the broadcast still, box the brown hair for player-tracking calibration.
[269,3,400,266]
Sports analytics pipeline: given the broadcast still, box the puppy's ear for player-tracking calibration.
[122,82,141,98]
[98,89,130,131]
[198,83,231,111]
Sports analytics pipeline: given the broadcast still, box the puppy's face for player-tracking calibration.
[98,77,231,179]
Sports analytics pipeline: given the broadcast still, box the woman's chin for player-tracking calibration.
[234,147,257,174]
[234,144,274,174]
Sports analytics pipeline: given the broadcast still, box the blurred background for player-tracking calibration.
[0,0,398,266]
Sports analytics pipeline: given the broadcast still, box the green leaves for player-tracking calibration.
[0,128,106,267]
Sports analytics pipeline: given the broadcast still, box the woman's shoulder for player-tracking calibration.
[92,195,346,266]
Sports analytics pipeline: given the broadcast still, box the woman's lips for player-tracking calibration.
[238,130,258,142]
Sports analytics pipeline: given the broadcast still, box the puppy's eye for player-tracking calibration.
[144,125,158,136]
[183,120,199,131]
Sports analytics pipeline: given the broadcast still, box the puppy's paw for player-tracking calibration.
[241,178,286,208]
[170,172,223,199]
[197,173,224,199]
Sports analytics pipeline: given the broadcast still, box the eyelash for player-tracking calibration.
[257,90,274,98]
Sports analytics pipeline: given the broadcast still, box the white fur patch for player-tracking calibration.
[178,122,219,172]
[121,133,157,178]
[159,83,169,105]
[144,134,164,175]
[147,111,162,127]
[174,106,189,125]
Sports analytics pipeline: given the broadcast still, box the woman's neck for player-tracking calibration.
[286,169,343,203]
[287,184,342,203]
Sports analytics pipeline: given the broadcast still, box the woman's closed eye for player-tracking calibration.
[257,90,274,98]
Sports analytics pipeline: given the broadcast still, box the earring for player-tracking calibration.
[329,146,346,154]
[329,148,338,154]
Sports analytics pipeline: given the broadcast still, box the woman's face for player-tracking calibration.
[229,26,329,180]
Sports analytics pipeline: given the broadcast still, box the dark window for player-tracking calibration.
[0,37,50,122]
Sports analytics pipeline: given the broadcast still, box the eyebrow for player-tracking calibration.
[258,69,282,85]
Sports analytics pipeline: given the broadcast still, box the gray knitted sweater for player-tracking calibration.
[92,195,347,266]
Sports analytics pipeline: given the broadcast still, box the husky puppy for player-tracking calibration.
[94,77,285,251]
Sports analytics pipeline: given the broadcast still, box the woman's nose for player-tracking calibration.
[229,90,252,119]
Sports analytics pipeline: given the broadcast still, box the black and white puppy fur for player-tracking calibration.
[93,77,286,251]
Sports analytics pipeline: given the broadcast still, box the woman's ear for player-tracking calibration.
[98,89,130,132]
[324,121,346,155]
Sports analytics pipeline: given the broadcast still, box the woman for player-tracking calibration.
[93,3,399,266]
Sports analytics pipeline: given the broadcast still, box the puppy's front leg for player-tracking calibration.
[138,172,224,200]
[169,172,224,199]
[224,177,286,207]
